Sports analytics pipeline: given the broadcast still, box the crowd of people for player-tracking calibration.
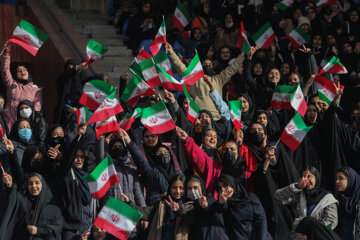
[1,0,360,239]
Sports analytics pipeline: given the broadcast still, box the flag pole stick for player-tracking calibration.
[0,163,5,174]
[121,137,127,147]
[118,182,123,195]
[274,138,281,147]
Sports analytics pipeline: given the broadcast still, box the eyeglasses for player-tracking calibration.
[268,72,280,76]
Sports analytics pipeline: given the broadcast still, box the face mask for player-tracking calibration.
[225,23,234,28]
[155,151,171,165]
[19,108,32,118]
[248,131,263,146]
[111,148,127,159]
[186,189,200,201]
[49,136,65,148]
[18,128,32,142]
[31,160,43,172]
[0,106,4,114]
[203,65,214,76]
[222,151,237,167]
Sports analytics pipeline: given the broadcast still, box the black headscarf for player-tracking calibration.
[21,146,45,173]
[45,124,66,152]
[197,42,213,62]
[72,146,92,205]
[244,121,267,164]
[295,217,340,240]
[239,93,254,126]
[302,166,328,207]
[9,118,35,146]
[14,65,33,85]
[337,168,360,220]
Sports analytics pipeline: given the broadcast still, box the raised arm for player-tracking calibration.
[1,42,14,88]
[165,42,187,76]
[274,183,301,205]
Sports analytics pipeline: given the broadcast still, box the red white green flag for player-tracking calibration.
[252,21,275,49]
[229,100,243,130]
[182,84,200,123]
[85,39,109,67]
[141,100,176,134]
[183,30,191,40]
[236,21,251,55]
[9,19,48,56]
[79,80,116,111]
[173,1,192,30]
[291,84,308,117]
[76,107,90,125]
[318,56,347,75]
[118,108,142,131]
[287,25,309,49]
[275,0,295,11]
[280,113,313,151]
[316,0,337,8]
[271,84,307,116]
[181,52,204,85]
[87,98,124,124]
[96,116,120,139]
[93,197,143,240]
[156,65,184,91]
[120,75,154,107]
[315,74,344,105]
[134,47,152,64]
[150,18,166,55]
[84,156,119,199]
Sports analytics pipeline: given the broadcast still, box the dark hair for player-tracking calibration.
[168,174,186,193]
[336,167,350,178]
[301,166,320,182]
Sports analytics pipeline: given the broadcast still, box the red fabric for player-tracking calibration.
[239,144,258,193]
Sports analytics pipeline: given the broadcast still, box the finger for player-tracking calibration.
[168,195,173,203]
[195,190,201,198]
[164,199,171,206]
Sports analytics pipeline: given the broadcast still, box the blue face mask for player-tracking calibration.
[18,128,32,142]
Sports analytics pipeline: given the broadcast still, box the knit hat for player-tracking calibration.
[298,16,311,27]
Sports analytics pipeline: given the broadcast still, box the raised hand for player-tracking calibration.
[164,42,174,54]
[27,225,38,235]
[234,129,244,146]
[48,144,60,160]
[298,44,311,54]
[203,75,214,91]
[195,191,208,208]
[118,128,131,144]
[164,89,175,103]
[298,177,309,189]
[2,138,14,154]
[248,45,261,60]
[80,230,90,240]
[332,82,343,106]
[2,173,12,188]
[120,193,129,202]
[165,195,180,212]
[176,127,188,141]
[218,186,233,205]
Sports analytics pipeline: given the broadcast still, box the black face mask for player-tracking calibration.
[49,136,65,148]
[222,151,237,167]
[203,65,214,76]
[155,151,171,165]
[248,132,263,146]
[111,148,127,159]
[31,160,44,173]
[0,106,4,114]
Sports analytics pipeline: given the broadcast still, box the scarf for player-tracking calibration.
[72,167,92,205]
[304,169,328,207]
[338,168,360,220]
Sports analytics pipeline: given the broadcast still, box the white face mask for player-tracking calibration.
[186,189,200,201]
[225,23,234,28]
[19,108,32,118]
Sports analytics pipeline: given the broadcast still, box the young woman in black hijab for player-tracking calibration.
[0,172,63,239]
[274,166,338,239]
[296,216,340,240]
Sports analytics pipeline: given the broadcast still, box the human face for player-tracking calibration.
[28,175,42,196]
[301,170,316,190]
[312,35,322,48]
[142,3,151,14]
[253,63,263,75]
[238,96,249,112]
[207,46,214,59]
[193,29,202,41]
[171,180,185,200]
[73,149,85,169]
[112,141,124,151]
[19,103,30,111]
[238,63,244,75]
[51,127,64,138]
[257,113,268,127]
[0,97,4,107]
[187,180,202,194]
[281,63,290,75]
[327,34,336,45]
[16,66,29,80]
[30,152,43,168]
[336,172,348,192]
[350,10,358,23]
[203,130,217,148]
[157,146,169,155]
[306,9,316,20]
[143,131,158,147]
[18,120,31,130]
[288,73,300,86]
[268,68,280,83]
[202,59,213,68]
[224,14,233,25]
[310,96,321,111]
[92,226,107,240]
[293,9,302,19]
[223,142,238,159]
[217,181,234,197]
[199,112,211,127]
[249,123,264,134]
[343,43,353,54]
[305,105,317,125]
[182,98,189,112]
[220,47,231,61]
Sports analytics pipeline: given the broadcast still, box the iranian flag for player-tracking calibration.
[291,84,308,117]
[236,21,251,55]
[280,113,313,151]
[149,18,166,55]
[120,75,154,107]
[141,101,176,134]
[84,156,119,199]
[316,0,337,8]
[118,108,142,131]
[275,0,295,11]
[271,85,296,110]
[173,1,192,30]
[183,84,200,123]
[315,74,344,105]
[87,98,124,124]
[94,197,142,240]
[130,52,172,88]
[8,19,48,56]
[229,100,243,130]
[134,47,152,63]
[183,30,191,40]
[95,116,120,139]
[319,56,347,75]
[252,21,275,49]
[156,65,184,91]
[76,107,90,125]
[79,80,116,111]
[85,40,109,67]
[287,25,309,49]
[181,52,204,85]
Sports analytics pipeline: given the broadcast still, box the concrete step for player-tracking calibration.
[91,37,125,46]
[71,19,111,26]
[108,72,122,80]
[83,26,117,35]
[101,56,133,67]
[106,46,132,57]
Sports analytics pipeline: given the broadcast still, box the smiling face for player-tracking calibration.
[203,129,217,148]
[187,180,202,194]
[288,73,300,86]
[256,113,268,127]
[28,175,42,196]
[73,149,85,169]
[16,66,29,80]
[253,63,263,76]
[219,47,231,61]
[336,172,348,192]
[302,170,316,190]
[238,96,249,112]
[199,112,211,126]
[268,68,280,83]
[143,130,158,147]
[280,63,290,75]
[305,104,317,125]
[171,180,185,200]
